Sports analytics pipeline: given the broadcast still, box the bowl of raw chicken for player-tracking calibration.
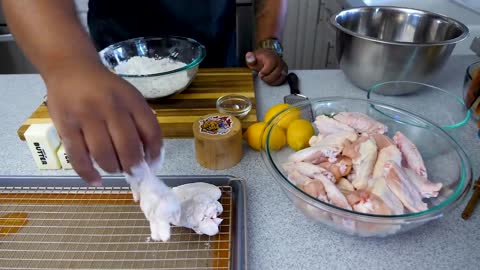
[262,98,472,237]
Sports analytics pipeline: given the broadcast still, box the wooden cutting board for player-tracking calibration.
[17,68,257,140]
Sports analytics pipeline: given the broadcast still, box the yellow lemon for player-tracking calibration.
[244,122,287,151]
[244,122,267,151]
[262,124,287,151]
[287,119,315,151]
[264,103,301,129]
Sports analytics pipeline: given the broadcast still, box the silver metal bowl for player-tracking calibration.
[331,6,469,91]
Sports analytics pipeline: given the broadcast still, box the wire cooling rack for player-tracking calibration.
[0,186,233,270]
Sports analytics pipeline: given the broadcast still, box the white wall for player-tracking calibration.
[283,0,322,70]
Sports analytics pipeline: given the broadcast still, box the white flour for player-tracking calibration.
[114,56,191,98]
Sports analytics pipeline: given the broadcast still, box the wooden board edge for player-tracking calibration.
[17,125,27,141]
[18,121,255,141]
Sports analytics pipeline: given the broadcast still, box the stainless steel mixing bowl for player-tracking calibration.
[331,6,469,91]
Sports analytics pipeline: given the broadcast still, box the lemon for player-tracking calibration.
[287,119,315,151]
[244,122,286,151]
[262,124,287,151]
[264,103,301,129]
[244,122,267,151]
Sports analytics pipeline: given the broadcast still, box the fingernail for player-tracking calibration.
[246,52,256,63]
[281,70,288,76]
[259,72,264,78]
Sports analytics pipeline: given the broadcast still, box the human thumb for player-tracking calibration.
[245,51,259,71]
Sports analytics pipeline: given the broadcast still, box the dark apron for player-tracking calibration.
[87,0,238,67]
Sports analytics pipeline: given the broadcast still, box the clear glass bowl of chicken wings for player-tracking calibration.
[262,98,472,237]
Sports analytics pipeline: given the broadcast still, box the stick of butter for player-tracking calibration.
[57,144,73,170]
[24,123,61,169]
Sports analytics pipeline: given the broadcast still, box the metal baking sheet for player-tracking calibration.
[0,175,247,270]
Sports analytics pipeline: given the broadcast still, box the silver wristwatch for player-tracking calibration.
[257,38,284,58]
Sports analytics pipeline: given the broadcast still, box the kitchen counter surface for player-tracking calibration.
[0,55,479,270]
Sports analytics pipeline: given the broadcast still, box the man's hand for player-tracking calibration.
[46,65,163,185]
[245,49,287,86]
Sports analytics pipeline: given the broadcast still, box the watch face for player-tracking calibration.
[273,41,283,56]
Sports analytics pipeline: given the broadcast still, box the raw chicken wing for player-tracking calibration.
[384,161,427,212]
[369,176,404,215]
[285,163,349,209]
[372,145,402,178]
[342,135,369,160]
[286,168,311,185]
[288,169,327,201]
[371,134,395,150]
[299,180,328,202]
[393,131,427,178]
[336,177,355,195]
[288,144,340,164]
[284,162,335,183]
[311,131,358,149]
[404,168,442,198]
[308,135,323,147]
[347,190,391,215]
[314,115,355,135]
[350,137,378,190]
[333,112,388,134]
[319,157,353,180]
[312,170,352,211]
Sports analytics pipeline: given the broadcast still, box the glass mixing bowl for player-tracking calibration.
[262,98,472,237]
[367,81,471,129]
[99,36,206,100]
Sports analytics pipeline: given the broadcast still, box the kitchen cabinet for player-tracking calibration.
[283,0,347,70]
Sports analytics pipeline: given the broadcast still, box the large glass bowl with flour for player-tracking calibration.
[262,98,472,237]
[99,36,206,99]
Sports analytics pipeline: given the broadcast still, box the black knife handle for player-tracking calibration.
[287,73,300,95]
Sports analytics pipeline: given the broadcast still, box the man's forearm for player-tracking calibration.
[255,0,287,44]
[1,0,103,82]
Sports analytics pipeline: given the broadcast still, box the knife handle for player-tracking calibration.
[287,73,300,95]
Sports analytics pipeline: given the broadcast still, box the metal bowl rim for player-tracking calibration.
[330,6,470,46]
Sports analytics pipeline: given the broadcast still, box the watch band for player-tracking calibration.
[257,38,284,58]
